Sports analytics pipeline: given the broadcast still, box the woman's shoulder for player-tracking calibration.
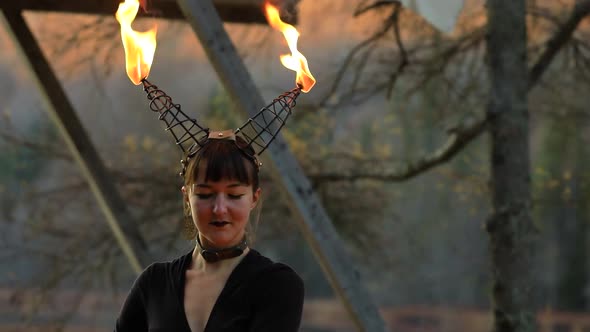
[136,250,193,284]
[244,250,304,310]
[247,249,303,289]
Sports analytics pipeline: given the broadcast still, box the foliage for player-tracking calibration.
[0,111,58,221]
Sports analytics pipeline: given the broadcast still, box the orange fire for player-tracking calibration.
[264,2,316,93]
[115,0,157,85]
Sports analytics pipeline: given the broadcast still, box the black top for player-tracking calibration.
[114,249,304,332]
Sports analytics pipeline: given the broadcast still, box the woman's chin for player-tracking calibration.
[201,231,243,248]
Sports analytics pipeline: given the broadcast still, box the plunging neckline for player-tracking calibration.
[178,249,252,332]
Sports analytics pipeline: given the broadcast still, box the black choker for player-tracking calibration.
[196,236,248,263]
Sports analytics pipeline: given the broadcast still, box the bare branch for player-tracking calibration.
[320,4,399,106]
[314,0,590,184]
[346,4,408,99]
[386,2,408,98]
[405,27,486,97]
[529,0,590,90]
[309,115,487,182]
[528,6,563,26]
[0,131,71,161]
[354,0,401,17]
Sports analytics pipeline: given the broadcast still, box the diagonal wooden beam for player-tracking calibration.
[0,9,150,274]
[0,0,298,24]
[175,1,387,331]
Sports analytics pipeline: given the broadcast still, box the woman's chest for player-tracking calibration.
[144,271,254,332]
[184,273,227,332]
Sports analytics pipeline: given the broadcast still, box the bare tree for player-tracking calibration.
[485,1,535,331]
[311,1,590,331]
[312,0,590,183]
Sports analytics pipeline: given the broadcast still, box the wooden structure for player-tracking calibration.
[1,0,296,23]
[0,1,387,331]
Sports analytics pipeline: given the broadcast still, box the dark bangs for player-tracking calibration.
[184,138,258,190]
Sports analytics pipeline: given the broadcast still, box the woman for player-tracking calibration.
[114,131,305,332]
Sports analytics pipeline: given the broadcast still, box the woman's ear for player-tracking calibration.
[251,188,261,209]
[181,186,188,201]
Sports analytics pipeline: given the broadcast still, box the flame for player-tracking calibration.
[115,0,157,85]
[264,3,316,93]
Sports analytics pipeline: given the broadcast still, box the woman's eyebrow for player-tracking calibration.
[194,183,246,188]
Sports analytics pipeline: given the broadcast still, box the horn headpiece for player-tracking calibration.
[140,79,301,177]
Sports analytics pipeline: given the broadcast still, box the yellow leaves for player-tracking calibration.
[123,134,138,153]
[534,167,548,176]
[282,130,307,157]
[2,108,11,121]
[453,183,471,202]
[351,141,364,158]
[453,183,465,193]
[391,126,403,136]
[546,179,560,189]
[532,167,581,204]
[118,134,176,173]
[123,134,156,153]
[142,136,155,152]
[561,186,572,202]
[374,143,392,158]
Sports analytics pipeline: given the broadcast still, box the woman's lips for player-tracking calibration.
[210,221,230,227]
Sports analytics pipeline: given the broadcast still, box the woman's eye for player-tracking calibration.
[228,194,244,200]
[196,193,213,199]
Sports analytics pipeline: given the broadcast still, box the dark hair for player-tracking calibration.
[183,136,259,191]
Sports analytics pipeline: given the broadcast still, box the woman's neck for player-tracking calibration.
[191,246,249,273]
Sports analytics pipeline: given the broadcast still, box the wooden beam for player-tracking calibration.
[0,0,298,24]
[176,1,388,331]
[0,9,151,274]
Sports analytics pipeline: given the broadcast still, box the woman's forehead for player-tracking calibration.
[191,158,253,180]
[194,181,248,188]
[191,178,250,189]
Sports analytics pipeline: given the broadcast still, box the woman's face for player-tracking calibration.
[185,177,260,249]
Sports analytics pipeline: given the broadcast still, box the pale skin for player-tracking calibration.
[181,178,261,332]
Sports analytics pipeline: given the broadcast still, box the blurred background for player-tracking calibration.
[1,0,589,331]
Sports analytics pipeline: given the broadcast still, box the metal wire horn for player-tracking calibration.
[140,79,209,176]
[236,85,301,156]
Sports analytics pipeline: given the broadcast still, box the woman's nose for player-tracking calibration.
[212,195,228,216]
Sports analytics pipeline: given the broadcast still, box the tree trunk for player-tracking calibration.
[485,1,536,332]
